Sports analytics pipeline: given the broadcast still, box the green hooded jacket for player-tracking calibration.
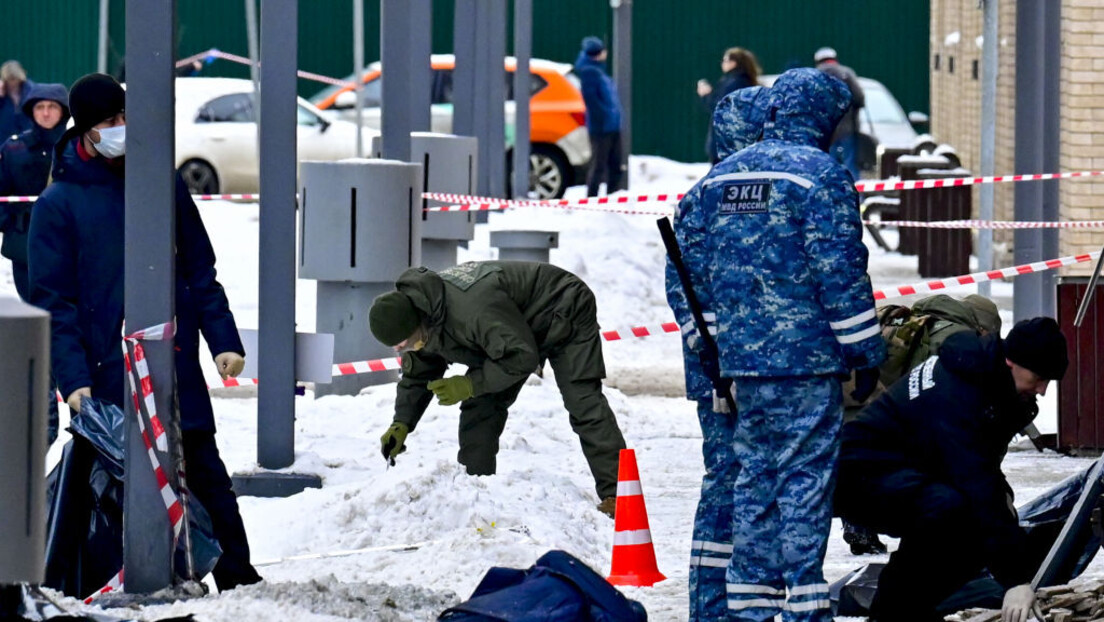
[392,261,601,430]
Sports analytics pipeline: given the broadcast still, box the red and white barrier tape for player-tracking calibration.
[873,251,1101,300]
[853,169,1104,193]
[84,569,124,604]
[0,193,260,203]
[423,191,681,215]
[869,219,1104,230]
[88,322,186,605]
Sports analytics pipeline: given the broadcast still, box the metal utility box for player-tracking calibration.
[0,298,49,584]
[373,132,479,270]
[1057,277,1104,452]
[490,230,559,263]
[299,159,423,282]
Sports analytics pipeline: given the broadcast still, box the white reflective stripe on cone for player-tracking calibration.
[612,529,652,546]
[616,480,642,497]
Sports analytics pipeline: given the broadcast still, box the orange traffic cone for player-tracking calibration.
[606,448,666,587]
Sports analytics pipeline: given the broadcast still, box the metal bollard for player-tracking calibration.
[0,298,49,585]
[300,159,423,396]
[490,230,559,263]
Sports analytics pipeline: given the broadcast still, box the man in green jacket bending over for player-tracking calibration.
[368,261,628,517]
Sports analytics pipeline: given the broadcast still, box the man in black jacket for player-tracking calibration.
[835,317,1069,622]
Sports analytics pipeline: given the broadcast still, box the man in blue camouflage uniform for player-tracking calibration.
[671,68,886,621]
[666,85,772,621]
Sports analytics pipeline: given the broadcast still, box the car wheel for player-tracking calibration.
[179,159,220,195]
[528,145,570,200]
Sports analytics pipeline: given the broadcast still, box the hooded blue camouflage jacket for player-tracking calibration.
[672,68,885,379]
[666,86,771,398]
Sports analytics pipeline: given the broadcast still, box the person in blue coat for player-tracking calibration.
[666,85,772,621]
[28,73,261,592]
[574,36,623,197]
[0,82,69,444]
[673,68,886,621]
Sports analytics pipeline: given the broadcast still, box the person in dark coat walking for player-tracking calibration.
[835,317,1069,622]
[28,73,261,592]
[813,47,865,179]
[0,82,69,444]
[696,47,761,163]
[369,261,628,518]
[574,36,624,197]
[0,60,36,139]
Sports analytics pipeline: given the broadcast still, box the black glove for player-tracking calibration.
[850,366,880,404]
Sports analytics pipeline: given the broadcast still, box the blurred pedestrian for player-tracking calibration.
[673,68,885,621]
[0,82,69,444]
[369,261,628,518]
[28,72,262,591]
[0,60,36,139]
[696,47,761,163]
[574,36,623,197]
[814,47,865,179]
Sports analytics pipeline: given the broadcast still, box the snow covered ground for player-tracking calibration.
[2,154,1099,621]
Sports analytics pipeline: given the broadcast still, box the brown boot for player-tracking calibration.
[596,496,616,519]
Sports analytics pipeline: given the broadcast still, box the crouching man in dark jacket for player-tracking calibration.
[368,261,628,517]
[835,317,1069,622]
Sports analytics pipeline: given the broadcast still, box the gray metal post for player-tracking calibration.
[612,0,632,191]
[124,0,176,592]
[512,0,531,199]
[381,0,432,161]
[258,0,298,469]
[1041,2,1061,318]
[454,0,506,199]
[354,0,365,157]
[977,0,997,298]
[1013,0,1046,322]
[97,0,110,74]
[0,299,49,586]
[245,0,260,100]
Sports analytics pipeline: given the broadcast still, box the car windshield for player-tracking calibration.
[862,84,909,124]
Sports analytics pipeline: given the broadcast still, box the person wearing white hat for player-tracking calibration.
[813,47,865,179]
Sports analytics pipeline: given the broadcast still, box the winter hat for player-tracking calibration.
[1004,317,1068,381]
[68,73,125,134]
[582,36,605,57]
[369,291,421,347]
[21,83,71,123]
[813,47,837,63]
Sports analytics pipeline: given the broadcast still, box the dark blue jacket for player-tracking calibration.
[28,137,243,432]
[573,53,622,135]
[0,78,37,140]
[700,69,757,160]
[0,83,70,264]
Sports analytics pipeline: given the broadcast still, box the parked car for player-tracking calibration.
[759,74,928,175]
[310,54,591,199]
[172,77,378,194]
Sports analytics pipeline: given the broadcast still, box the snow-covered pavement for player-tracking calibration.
[2,155,1098,621]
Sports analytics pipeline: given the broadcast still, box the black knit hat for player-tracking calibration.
[368,291,420,347]
[1005,317,1069,381]
[68,73,125,133]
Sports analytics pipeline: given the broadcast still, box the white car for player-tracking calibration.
[173,77,377,194]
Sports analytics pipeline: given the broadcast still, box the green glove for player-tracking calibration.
[426,376,474,406]
[380,422,409,465]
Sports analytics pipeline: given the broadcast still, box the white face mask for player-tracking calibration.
[93,125,126,158]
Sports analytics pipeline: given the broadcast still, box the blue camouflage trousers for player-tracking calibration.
[690,398,738,621]
[724,375,842,622]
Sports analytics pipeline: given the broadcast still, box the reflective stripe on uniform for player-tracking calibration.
[835,323,881,344]
[703,171,815,189]
[788,582,829,596]
[828,308,876,330]
[726,583,784,596]
[689,555,729,568]
[692,540,734,554]
[786,598,831,612]
[727,598,785,611]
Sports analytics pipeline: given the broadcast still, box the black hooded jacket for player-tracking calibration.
[839,331,1038,587]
